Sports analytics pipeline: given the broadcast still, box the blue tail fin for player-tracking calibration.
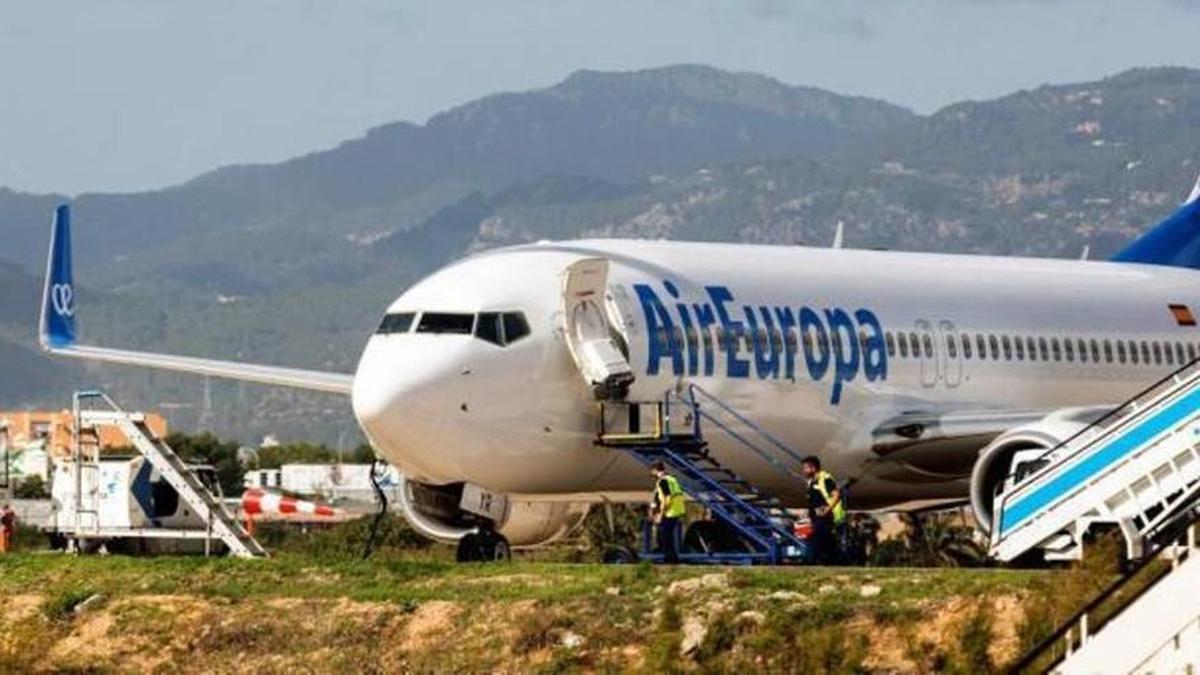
[39,204,76,349]
[1112,176,1200,268]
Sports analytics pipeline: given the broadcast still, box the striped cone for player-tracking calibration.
[241,488,341,519]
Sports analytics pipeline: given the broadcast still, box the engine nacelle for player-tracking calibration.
[969,407,1108,533]
[395,476,589,547]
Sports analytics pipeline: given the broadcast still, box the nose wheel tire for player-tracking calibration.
[456,531,512,563]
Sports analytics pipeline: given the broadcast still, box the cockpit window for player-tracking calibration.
[502,312,531,344]
[475,312,504,346]
[416,312,475,335]
[376,312,415,335]
[474,311,530,346]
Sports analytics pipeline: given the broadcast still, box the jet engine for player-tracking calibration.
[969,407,1109,533]
[395,476,589,547]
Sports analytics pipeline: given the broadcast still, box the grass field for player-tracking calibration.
[0,545,1108,674]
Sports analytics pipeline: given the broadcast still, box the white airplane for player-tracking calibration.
[36,176,1200,559]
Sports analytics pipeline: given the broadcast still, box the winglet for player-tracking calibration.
[39,204,76,350]
[1112,173,1200,269]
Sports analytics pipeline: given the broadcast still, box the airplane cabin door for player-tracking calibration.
[916,319,938,388]
[560,258,636,400]
[939,319,962,388]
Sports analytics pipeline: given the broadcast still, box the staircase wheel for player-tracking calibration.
[456,533,482,562]
[602,546,639,564]
[684,520,753,554]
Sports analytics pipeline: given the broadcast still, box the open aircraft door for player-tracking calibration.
[560,258,635,400]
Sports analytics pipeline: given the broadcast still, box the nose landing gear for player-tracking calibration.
[455,525,512,563]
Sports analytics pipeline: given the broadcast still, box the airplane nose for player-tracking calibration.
[351,336,469,482]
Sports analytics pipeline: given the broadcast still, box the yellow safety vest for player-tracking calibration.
[655,475,687,519]
[814,470,846,524]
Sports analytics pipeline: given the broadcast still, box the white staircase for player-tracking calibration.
[989,360,1200,563]
[73,391,266,558]
[1011,518,1200,674]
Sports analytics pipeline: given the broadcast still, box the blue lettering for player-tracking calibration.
[634,283,682,376]
[707,286,749,379]
[692,303,717,376]
[855,309,888,382]
[825,308,859,405]
[798,307,830,382]
[773,307,797,381]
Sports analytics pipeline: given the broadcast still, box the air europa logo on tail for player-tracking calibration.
[633,281,887,405]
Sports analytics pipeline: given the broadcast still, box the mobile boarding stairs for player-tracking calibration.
[989,361,1200,673]
[60,390,265,558]
[596,384,813,565]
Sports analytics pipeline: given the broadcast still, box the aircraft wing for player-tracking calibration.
[37,205,354,396]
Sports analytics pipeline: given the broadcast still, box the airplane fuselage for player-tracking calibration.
[351,240,1200,508]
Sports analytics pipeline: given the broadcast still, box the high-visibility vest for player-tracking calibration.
[655,475,687,519]
[814,470,846,524]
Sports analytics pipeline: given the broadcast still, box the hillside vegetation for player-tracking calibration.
[2,65,1199,442]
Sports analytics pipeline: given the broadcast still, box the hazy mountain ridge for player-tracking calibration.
[1,64,1198,443]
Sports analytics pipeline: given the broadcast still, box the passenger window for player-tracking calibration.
[1038,337,1049,361]
[1103,340,1113,363]
[977,334,987,358]
[922,334,933,358]
[1189,343,1197,363]
[475,312,504,346]
[1090,339,1100,363]
[1142,341,1151,364]
[1078,339,1088,363]
[1001,335,1012,361]
[1026,337,1037,362]
[962,334,972,359]
[1014,336,1024,361]
[502,312,531,344]
[417,312,474,335]
[885,332,896,357]
[1153,341,1163,364]
[1176,342,1186,364]
[1116,340,1126,364]
[946,334,958,359]
[989,335,999,359]
[376,312,416,335]
[784,328,797,353]
[1165,341,1175,365]
[1129,340,1140,364]
[1054,337,1065,361]
[909,332,920,356]
[897,332,909,358]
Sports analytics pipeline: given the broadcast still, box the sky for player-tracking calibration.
[3,0,1200,195]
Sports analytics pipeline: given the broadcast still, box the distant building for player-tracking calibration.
[0,409,168,460]
[243,463,400,504]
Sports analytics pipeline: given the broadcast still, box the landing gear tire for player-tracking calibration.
[602,546,639,564]
[683,520,753,555]
[456,530,512,563]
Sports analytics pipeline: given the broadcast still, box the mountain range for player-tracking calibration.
[2,64,1199,445]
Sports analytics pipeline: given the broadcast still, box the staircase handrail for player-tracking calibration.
[1007,507,1200,674]
[992,356,1200,542]
[685,384,809,484]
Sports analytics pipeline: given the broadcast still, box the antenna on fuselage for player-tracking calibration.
[832,221,844,249]
[1080,244,1090,260]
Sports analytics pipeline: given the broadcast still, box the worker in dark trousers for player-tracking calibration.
[801,456,846,564]
[650,461,686,564]
[0,504,15,555]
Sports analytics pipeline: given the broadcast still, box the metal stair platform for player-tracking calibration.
[70,391,267,558]
[990,358,1200,563]
[597,385,811,565]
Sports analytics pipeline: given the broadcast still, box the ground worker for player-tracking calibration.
[0,503,16,555]
[649,461,685,564]
[801,455,846,564]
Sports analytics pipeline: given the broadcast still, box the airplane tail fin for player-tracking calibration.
[1111,174,1200,269]
[39,204,77,349]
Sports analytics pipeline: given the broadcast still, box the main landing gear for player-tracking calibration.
[456,524,512,563]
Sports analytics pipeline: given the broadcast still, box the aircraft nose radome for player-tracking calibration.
[350,337,465,482]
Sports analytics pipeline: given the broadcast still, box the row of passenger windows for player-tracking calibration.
[376,311,531,347]
[885,331,1199,367]
[651,324,1199,369]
